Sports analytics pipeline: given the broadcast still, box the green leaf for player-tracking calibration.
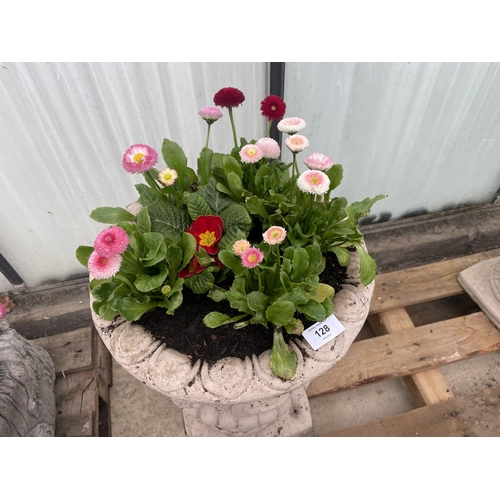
[162,138,187,171]
[225,290,252,315]
[245,196,270,219]
[166,245,183,273]
[120,251,145,275]
[203,311,247,328]
[226,172,244,199]
[346,195,387,225]
[140,233,164,261]
[298,300,327,322]
[291,247,310,281]
[326,164,344,192]
[90,207,134,224]
[197,177,239,215]
[178,232,197,271]
[223,154,243,179]
[284,318,304,335]
[197,147,213,186]
[246,291,270,314]
[270,328,297,380]
[165,291,183,315]
[266,300,296,326]
[219,204,252,250]
[183,266,218,294]
[308,283,335,303]
[134,266,169,293]
[218,249,245,275]
[329,246,351,267]
[186,192,212,220]
[353,242,378,286]
[76,246,93,267]
[136,207,151,233]
[135,183,157,206]
[112,297,159,321]
[147,197,190,241]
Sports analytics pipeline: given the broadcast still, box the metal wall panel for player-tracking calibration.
[0,62,268,289]
[282,62,500,222]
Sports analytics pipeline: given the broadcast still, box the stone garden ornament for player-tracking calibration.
[77,87,385,436]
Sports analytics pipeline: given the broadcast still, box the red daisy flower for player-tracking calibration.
[213,87,245,108]
[260,95,286,121]
[178,255,205,279]
[185,215,224,255]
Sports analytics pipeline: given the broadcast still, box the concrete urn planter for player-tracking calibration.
[91,239,375,437]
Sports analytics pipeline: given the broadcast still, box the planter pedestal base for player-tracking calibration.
[179,385,312,437]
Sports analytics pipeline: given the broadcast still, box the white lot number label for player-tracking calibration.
[302,314,345,350]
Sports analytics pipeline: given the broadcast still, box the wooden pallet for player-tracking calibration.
[33,325,112,437]
[306,248,500,437]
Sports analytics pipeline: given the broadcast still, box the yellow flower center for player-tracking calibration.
[133,153,145,163]
[270,230,281,238]
[271,105,276,111]
[199,230,216,247]
[248,147,257,156]
[248,254,257,263]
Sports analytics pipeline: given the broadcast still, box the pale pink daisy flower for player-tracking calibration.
[88,252,123,279]
[255,138,281,159]
[240,247,264,269]
[198,106,223,124]
[122,143,159,174]
[158,167,178,186]
[263,226,287,245]
[277,117,306,135]
[232,239,251,256]
[239,144,264,164]
[94,226,129,256]
[0,303,6,319]
[297,170,330,195]
[304,153,334,172]
[285,134,309,153]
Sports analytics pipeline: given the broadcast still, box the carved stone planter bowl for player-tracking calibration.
[92,245,375,437]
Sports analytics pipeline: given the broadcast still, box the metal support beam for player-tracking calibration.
[269,62,286,152]
[0,253,24,286]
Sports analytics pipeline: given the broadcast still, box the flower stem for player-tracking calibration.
[144,170,162,197]
[291,153,298,203]
[228,107,238,148]
[205,123,211,148]
[266,120,273,137]
[256,267,263,293]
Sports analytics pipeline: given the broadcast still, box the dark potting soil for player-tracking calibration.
[134,252,348,366]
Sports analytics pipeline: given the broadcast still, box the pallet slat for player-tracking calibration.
[368,308,454,406]
[307,311,500,399]
[32,327,92,375]
[370,248,500,314]
[326,384,500,437]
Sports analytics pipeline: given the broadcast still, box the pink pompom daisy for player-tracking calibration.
[239,144,264,164]
[0,302,6,319]
[285,134,309,153]
[198,106,223,124]
[240,247,264,269]
[88,252,123,279]
[304,153,334,172]
[94,226,129,257]
[232,239,251,256]
[263,226,287,245]
[122,144,159,174]
[297,170,330,195]
[158,167,178,186]
[255,138,281,159]
[277,117,306,135]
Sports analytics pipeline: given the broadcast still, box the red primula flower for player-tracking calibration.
[260,95,286,121]
[213,87,245,108]
[185,215,224,255]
